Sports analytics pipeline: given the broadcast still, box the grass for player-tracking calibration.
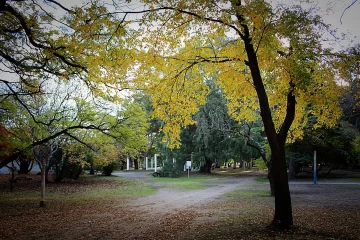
[0,174,156,204]
[256,176,269,182]
[150,175,214,190]
[226,188,272,199]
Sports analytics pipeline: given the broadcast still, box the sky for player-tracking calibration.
[58,0,360,48]
[2,0,359,83]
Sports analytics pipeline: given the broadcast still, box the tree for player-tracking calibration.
[337,45,360,130]
[288,120,360,175]
[128,0,342,227]
[0,0,138,168]
[187,81,262,173]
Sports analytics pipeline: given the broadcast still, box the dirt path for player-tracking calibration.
[113,171,256,214]
[111,171,258,239]
[133,178,255,214]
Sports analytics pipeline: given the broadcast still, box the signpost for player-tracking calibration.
[186,161,191,178]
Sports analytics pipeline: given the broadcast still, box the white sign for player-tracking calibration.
[186,161,192,169]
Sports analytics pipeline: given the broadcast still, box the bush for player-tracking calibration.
[54,155,83,182]
[253,158,267,170]
[102,162,119,176]
[161,161,180,178]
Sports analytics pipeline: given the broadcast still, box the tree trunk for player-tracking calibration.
[134,159,139,170]
[200,158,212,173]
[40,158,46,207]
[17,158,33,174]
[45,167,51,183]
[268,172,275,197]
[270,146,293,227]
[9,166,16,192]
[233,3,294,227]
[233,160,236,169]
[288,156,296,180]
[267,160,275,196]
[90,164,95,175]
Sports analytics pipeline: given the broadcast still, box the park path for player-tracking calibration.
[111,171,259,239]
[113,171,256,214]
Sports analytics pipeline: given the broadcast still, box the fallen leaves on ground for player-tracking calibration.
[0,174,359,240]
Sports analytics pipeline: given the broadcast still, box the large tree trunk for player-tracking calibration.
[233,0,294,227]
[270,145,293,227]
[242,26,293,228]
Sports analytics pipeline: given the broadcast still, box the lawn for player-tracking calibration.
[0,173,156,240]
[0,174,155,204]
[150,174,214,190]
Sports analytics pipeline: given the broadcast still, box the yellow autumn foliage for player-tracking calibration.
[132,0,342,148]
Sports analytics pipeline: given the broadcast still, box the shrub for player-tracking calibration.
[102,161,119,176]
[253,158,267,170]
[161,160,180,178]
[54,154,83,182]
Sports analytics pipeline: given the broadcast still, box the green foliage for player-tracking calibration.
[53,148,84,182]
[102,161,120,176]
[166,83,263,173]
[160,160,180,178]
[288,121,360,171]
[253,158,267,170]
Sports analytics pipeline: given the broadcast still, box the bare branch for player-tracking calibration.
[340,0,358,24]
[44,0,76,14]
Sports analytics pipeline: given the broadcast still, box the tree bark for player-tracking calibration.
[288,156,296,180]
[267,160,275,196]
[17,156,33,174]
[134,159,139,170]
[40,157,46,207]
[271,146,293,227]
[45,167,50,183]
[200,158,212,173]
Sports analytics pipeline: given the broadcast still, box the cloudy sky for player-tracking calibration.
[58,0,359,47]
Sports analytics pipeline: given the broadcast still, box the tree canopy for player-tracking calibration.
[1,0,356,228]
[124,0,344,227]
[131,0,341,148]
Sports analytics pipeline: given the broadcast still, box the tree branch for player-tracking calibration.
[3,3,87,72]
[340,0,358,24]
